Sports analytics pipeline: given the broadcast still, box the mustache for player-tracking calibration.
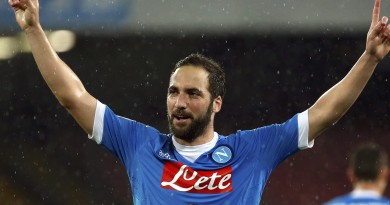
[171,109,193,118]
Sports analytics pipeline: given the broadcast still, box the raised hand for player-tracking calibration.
[366,0,390,61]
[9,0,40,31]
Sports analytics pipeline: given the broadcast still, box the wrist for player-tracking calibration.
[362,50,382,64]
[24,24,43,35]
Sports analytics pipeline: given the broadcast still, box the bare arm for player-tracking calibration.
[308,0,390,141]
[9,0,96,135]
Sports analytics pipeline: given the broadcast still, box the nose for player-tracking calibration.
[175,93,187,109]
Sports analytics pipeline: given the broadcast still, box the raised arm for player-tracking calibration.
[308,0,390,141]
[9,0,97,135]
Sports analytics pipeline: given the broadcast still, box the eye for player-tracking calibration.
[188,90,201,97]
[168,87,178,95]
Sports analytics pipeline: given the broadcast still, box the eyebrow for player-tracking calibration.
[168,86,203,94]
[186,88,202,94]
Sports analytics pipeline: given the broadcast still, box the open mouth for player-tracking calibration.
[173,114,192,123]
[175,116,188,120]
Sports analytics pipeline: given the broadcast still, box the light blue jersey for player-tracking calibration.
[89,101,311,205]
[324,190,390,205]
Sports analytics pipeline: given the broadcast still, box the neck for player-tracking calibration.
[174,125,215,146]
[354,181,385,195]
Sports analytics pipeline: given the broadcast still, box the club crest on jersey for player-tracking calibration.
[212,145,233,164]
[161,162,233,193]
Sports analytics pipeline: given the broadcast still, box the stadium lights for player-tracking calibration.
[47,30,76,53]
[0,30,76,60]
[0,37,18,60]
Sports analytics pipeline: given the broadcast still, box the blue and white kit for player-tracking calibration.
[89,101,313,205]
[324,189,390,205]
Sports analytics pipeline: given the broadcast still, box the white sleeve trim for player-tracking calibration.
[88,100,106,144]
[297,110,314,150]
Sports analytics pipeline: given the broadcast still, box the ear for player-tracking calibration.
[346,168,355,184]
[379,167,390,181]
[213,96,223,113]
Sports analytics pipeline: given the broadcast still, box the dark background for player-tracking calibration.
[1,33,390,205]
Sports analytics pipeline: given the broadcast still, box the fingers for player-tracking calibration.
[380,21,390,39]
[8,0,36,10]
[24,0,38,9]
[371,16,387,38]
[8,0,19,7]
[379,16,388,35]
[375,17,390,44]
[9,0,26,10]
[381,16,388,26]
[370,0,381,31]
[380,24,390,45]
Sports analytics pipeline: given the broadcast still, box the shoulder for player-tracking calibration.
[323,194,351,205]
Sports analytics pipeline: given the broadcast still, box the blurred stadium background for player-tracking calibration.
[1,0,390,204]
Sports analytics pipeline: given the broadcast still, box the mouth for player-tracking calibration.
[172,114,192,124]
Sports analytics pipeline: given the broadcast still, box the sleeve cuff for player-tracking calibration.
[88,100,106,144]
[297,110,314,149]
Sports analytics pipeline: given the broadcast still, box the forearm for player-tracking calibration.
[24,25,96,134]
[308,51,378,138]
[24,25,87,108]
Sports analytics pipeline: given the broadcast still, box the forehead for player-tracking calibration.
[169,65,209,89]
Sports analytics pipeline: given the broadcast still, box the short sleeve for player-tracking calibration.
[88,101,160,166]
[234,112,313,169]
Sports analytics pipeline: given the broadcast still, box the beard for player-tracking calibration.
[168,101,213,143]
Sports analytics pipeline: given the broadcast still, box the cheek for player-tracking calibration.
[191,102,208,113]
[166,98,174,111]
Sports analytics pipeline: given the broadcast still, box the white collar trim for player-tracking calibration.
[172,132,218,163]
[351,188,381,198]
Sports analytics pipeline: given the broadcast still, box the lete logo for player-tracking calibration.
[161,162,232,193]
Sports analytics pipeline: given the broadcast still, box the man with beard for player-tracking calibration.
[7,0,390,204]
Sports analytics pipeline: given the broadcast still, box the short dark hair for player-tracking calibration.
[349,142,388,181]
[173,53,226,100]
